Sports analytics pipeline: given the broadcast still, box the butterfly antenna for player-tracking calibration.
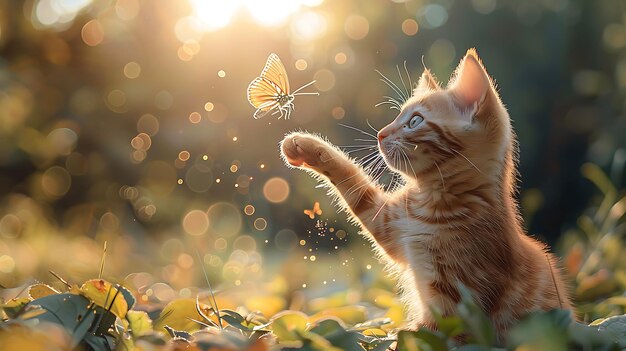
[292,80,319,95]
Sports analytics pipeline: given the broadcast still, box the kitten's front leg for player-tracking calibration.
[281,132,406,263]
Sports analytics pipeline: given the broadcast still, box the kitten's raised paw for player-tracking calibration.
[281,133,334,170]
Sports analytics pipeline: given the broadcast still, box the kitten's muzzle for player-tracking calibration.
[377,130,388,142]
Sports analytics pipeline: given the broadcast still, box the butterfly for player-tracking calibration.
[247,53,318,120]
[304,201,322,219]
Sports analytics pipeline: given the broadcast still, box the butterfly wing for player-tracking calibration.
[248,76,284,119]
[254,106,278,119]
[260,53,290,95]
[313,202,322,216]
[303,209,314,219]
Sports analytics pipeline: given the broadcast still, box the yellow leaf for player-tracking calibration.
[362,328,387,337]
[383,304,406,330]
[245,295,286,318]
[29,284,60,300]
[79,279,128,319]
[309,305,367,325]
[127,310,153,337]
[153,299,213,334]
[270,310,309,342]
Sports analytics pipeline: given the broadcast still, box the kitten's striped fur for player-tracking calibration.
[280,49,571,340]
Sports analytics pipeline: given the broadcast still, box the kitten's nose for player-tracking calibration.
[377,130,388,142]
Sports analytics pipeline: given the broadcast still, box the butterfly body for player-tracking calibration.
[247,53,318,120]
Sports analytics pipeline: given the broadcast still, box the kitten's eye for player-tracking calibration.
[408,113,424,129]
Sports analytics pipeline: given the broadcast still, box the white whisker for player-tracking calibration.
[404,61,413,93]
[396,64,410,100]
[376,70,408,102]
[450,148,483,174]
[433,160,446,192]
[366,119,379,134]
[338,123,377,138]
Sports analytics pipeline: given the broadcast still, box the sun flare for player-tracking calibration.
[187,0,323,31]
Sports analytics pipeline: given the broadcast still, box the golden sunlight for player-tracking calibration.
[187,0,323,32]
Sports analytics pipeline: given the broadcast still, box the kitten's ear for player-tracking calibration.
[416,69,441,93]
[449,49,492,114]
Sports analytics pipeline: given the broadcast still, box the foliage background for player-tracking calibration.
[0,0,625,339]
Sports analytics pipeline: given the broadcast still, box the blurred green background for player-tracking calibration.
[0,0,625,318]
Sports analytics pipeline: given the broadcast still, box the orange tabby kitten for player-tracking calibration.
[280,49,571,340]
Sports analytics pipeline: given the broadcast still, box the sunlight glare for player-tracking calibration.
[34,0,93,28]
[244,0,301,27]
[189,0,241,31]
[291,11,327,41]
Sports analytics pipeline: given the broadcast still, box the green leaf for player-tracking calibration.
[0,298,30,319]
[456,284,495,345]
[454,346,493,351]
[83,332,116,351]
[117,285,136,311]
[221,313,255,332]
[164,325,192,340]
[507,310,569,351]
[309,317,365,351]
[22,293,95,349]
[596,314,626,346]
[396,329,448,351]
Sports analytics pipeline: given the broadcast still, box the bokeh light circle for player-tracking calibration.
[207,202,242,236]
[344,15,369,40]
[263,177,290,203]
[275,229,298,251]
[41,166,71,198]
[313,69,336,92]
[185,164,213,193]
[137,114,160,136]
[182,210,209,236]
[254,218,267,231]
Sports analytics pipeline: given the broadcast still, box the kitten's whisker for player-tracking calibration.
[375,98,402,109]
[396,64,410,101]
[354,138,376,143]
[433,160,446,192]
[398,139,418,148]
[344,147,377,155]
[362,156,384,174]
[338,123,377,138]
[371,197,390,222]
[334,170,363,187]
[380,96,402,109]
[358,152,382,167]
[366,119,379,134]
[339,144,376,148]
[375,101,400,111]
[401,149,417,180]
[376,70,408,102]
[450,148,483,174]
[346,173,376,198]
[404,61,414,93]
